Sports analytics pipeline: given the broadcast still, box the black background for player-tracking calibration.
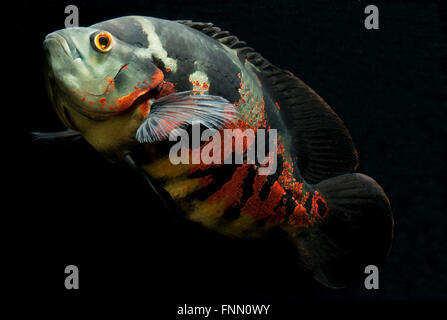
[12,0,447,316]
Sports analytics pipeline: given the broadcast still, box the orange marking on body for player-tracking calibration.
[189,162,217,174]
[138,80,176,118]
[255,74,262,87]
[242,177,284,220]
[311,191,328,218]
[198,175,213,187]
[139,99,150,118]
[268,205,287,224]
[206,165,250,210]
[274,135,328,227]
[158,81,176,96]
[115,69,164,112]
[107,77,115,89]
[99,97,107,109]
[289,204,312,227]
[275,137,318,227]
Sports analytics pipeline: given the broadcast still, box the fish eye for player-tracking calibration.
[93,31,113,53]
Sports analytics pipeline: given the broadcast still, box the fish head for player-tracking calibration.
[43,26,164,128]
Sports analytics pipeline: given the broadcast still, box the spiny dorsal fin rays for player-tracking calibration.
[177,19,359,184]
[136,91,238,143]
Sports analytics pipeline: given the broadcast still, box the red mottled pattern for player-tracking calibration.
[242,178,285,220]
[183,71,327,229]
[206,164,250,212]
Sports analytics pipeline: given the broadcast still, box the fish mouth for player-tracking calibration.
[43,57,78,130]
[44,32,77,59]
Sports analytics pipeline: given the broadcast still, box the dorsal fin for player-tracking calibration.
[177,20,359,184]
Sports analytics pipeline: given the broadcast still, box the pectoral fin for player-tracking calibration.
[136,91,237,143]
[31,128,82,143]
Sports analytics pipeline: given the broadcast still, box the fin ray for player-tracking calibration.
[177,20,359,183]
[136,91,237,143]
[290,173,393,288]
[31,129,82,143]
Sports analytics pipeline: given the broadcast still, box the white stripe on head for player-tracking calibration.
[133,17,178,73]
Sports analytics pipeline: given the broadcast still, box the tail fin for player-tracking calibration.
[292,173,393,288]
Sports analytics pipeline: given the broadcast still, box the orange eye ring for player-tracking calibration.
[94,31,113,53]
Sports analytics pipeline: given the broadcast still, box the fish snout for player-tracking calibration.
[43,32,79,60]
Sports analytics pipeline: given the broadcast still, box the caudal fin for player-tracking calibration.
[292,173,393,288]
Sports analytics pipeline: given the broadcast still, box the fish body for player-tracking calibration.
[42,16,393,288]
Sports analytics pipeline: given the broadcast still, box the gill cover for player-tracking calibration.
[43,26,163,120]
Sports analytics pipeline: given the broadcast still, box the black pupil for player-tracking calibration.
[99,36,109,46]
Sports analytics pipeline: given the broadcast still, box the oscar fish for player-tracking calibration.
[40,16,394,288]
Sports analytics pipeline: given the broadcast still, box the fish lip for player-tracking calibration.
[44,33,72,58]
